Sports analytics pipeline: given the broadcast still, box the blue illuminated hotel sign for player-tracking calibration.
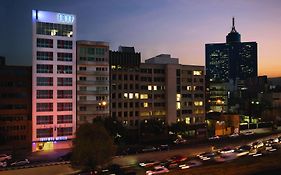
[57,13,75,24]
[39,136,68,142]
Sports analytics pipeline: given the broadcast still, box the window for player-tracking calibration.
[79,67,86,71]
[37,51,53,61]
[57,40,72,49]
[57,90,72,98]
[79,77,86,81]
[57,115,72,124]
[37,64,53,73]
[36,115,53,124]
[193,70,203,76]
[140,94,148,99]
[36,22,73,37]
[36,103,53,112]
[57,127,72,136]
[57,65,72,74]
[36,90,53,99]
[36,128,53,138]
[57,53,72,62]
[37,77,53,86]
[37,38,53,48]
[194,101,203,106]
[57,103,72,111]
[57,78,72,86]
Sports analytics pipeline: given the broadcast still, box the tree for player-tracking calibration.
[169,121,188,135]
[140,118,166,135]
[72,123,116,169]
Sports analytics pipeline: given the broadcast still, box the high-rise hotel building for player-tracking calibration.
[32,10,76,151]
[77,41,110,125]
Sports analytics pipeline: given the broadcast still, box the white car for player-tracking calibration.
[197,152,217,161]
[0,161,7,167]
[173,138,187,144]
[219,147,235,154]
[0,154,12,162]
[11,159,30,166]
[146,166,169,175]
[242,131,254,136]
[229,133,239,138]
[179,160,202,169]
[208,136,220,140]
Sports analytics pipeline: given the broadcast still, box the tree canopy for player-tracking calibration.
[72,123,116,169]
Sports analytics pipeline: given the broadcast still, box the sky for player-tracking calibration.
[1,0,281,77]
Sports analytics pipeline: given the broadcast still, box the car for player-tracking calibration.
[197,152,218,161]
[219,147,235,154]
[173,138,187,144]
[139,160,160,167]
[0,161,7,168]
[208,136,220,140]
[229,133,239,138]
[179,160,202,169]
[0,154,12,162]
[235,149,249,157]
[242,131,254,136]
[252,141,264,149]
[10,159,30,166]
[146,166,169,175]
[167,155,187,163]
[214,153,237,162]
[141,146,157,153]
[157,144,169,151]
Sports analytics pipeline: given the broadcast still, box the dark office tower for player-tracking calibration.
[0,58,32,151]
[206,18,258,113]
[109,46,141,68]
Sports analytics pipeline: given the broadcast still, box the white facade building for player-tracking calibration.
[32,10,76,151]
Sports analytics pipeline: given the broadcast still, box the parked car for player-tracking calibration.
[208,136,220,140]
[229,133,239,138]
[0,161,7,168]
[10,159,30,166]
[146,166,169,175]
[0,154,12,162]
[141,146,157,153]
[157,144,169,151]
[242,131,254,136]
[173,138,187,144]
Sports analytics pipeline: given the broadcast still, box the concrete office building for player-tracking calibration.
[110,48,205,135]
[32,10,76,151]
[76,41,110,125]
[0,57,32,151]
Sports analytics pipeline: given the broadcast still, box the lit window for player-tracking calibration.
[193,70,202,76]
[143,102,148,108]
[148,85,152,90]
[185,117,190,124]
[135,93,139,99]
[140,94,148,99]
[129,93,133,99]
[153,86,157,90]
[176,102,181,109]
[123,93,128,99]
[194,101,203,106]
[176,94,181,101]
[187,86,192,91]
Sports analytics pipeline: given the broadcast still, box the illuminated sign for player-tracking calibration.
[39,136,68,142]
[57,13,75,24]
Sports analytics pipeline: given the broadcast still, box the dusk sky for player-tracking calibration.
[1,0,281,77]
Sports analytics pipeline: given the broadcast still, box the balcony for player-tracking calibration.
[77,60,108,66]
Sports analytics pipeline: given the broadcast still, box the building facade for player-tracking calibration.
[206,18,258,113]
[76,41,110,125]
[0,58,32,151]
[110,49,205,135]
[32,10,76,151]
